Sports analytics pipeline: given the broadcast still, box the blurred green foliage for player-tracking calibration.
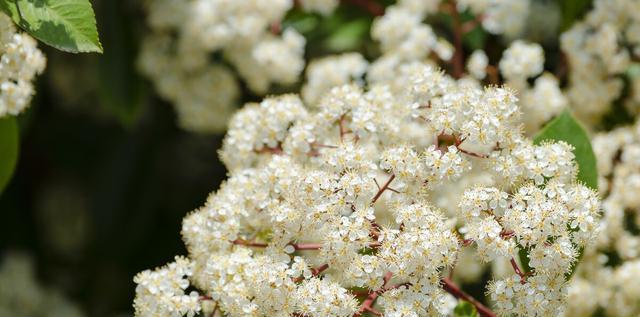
[454,301,478,317]
[556,0,592,31]
[0,117,18,195]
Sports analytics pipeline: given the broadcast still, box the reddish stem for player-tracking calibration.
[270,21,281,34]
[457,146,489,158]
[342,0,385,16]
[339,115,347,142]
[255,146,283,155]
[453,135,489,158]
[293,243,323,250]
[499,230,514,239]
[448,1,465,79]
[364,306,382,316]
[441,278,497,317]
[371,174,396,204]
[510,258,527,284]
[293,264,330,282]
[486,65,500,85]
[231,239,268,248]
[382,282,411,292]
[233,240,381,250]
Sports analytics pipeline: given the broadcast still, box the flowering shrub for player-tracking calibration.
[126,0,639,316]
[7,0,640,316]
[133,60,601,316]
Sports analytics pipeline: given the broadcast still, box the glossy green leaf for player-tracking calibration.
[533,109,598,190]
[454,301,478,317]
[0,0,102,53]
[0,117,19,195]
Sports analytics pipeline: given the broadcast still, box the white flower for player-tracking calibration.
[133,257,201,317]
[0,14,46,117]
[499,41,544,82]
[139,0,331,133]
[467,50,488,80]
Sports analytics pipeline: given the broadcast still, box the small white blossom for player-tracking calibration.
[0,14,46,117]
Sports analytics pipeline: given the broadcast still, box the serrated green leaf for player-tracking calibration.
[533,110,598,190]
[454,301,478,317]
[0,0,102,53]
[0,117,19,195]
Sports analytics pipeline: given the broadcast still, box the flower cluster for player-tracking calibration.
[560,0,640,124]
[0,13,46,117]
[302,53,369,105]
[139,0,311,132]
[493,40,567,133]
[562,119,640,317]
[367,1,567,134]
[366,0,533,84]
[134,60,600,316]
[134,256,200,317]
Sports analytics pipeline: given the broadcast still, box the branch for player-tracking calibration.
[255,146,283,155]
[453,135,489,158]
[232,240,381,250]
[441,278,497,317]
[293,243,323,250]
[371,174,396,204]
[231,239,268,248]
[355,272,393,316]
[446,1,465,79]
[293,264,329,282]
[342,0,385,16]
[510,258,527,284]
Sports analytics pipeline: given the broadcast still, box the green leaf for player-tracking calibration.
[454,301,478,317]
[626,63,640,79]
[0,117,19,195]
[533,110,598,190]
[98,0,146,126]
[518,247,532,274]
[532,110,598,280]
[0,0,102,53]
[324,18,369,52]
[557,0,593,31]
[462,25,486,51]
